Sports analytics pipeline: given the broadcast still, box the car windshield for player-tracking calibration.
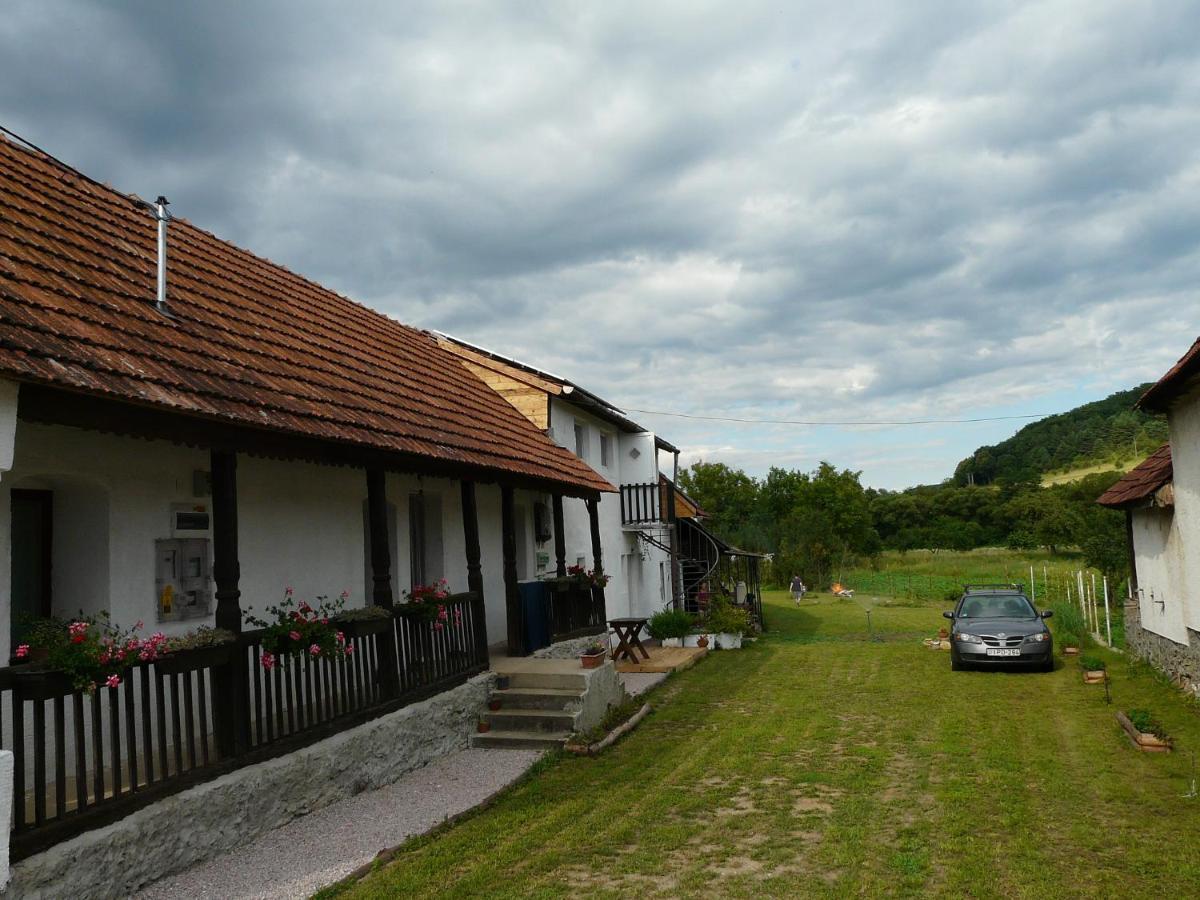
[958,594,1036,619]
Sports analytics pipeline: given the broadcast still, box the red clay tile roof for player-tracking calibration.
[1096,443,1173,508]
[1138,337,1200,412]
[0,134,612,495]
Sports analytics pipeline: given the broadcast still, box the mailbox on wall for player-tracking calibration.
[155,538,213,622]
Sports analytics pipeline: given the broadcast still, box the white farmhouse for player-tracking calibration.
[1099,337,1200,695]
[0,132,616,869]
[435,334,767,631]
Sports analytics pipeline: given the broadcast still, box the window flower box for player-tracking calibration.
[333,606,394,639]
[11,666,79,701]
[155,640,236,675]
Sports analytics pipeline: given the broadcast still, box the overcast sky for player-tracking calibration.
[3,1,1199,488]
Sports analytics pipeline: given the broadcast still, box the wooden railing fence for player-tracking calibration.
[0,592,488,860]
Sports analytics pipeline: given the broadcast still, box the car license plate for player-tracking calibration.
[986,648,1020,657]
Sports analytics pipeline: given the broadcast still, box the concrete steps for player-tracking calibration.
[472,665,590,750]
[470,730,573,750]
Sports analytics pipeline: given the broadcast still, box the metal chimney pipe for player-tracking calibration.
[154,196,170,312]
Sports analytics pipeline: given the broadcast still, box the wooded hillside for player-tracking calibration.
[952,385,1166,486]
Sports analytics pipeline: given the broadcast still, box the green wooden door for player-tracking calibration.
[11,489,52,648]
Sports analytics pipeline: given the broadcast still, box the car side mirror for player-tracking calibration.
[1041,610,1053,619]
[942,611,954,620]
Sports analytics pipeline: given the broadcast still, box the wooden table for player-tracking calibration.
[608,617,651,663]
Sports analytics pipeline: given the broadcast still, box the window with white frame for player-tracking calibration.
[600,432,612,467]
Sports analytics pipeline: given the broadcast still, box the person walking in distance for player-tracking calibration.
[790,574,807,604]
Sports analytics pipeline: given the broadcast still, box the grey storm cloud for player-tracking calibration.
[3,0,1200,487]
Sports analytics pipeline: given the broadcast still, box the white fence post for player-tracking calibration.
[0,749,12,889]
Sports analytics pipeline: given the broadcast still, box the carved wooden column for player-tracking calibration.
[461,480,489,663]
[210,448,248,755]
[501,485,523,655]
[367,468,399,698]
[586,496,607,622]
[552,493,567,577]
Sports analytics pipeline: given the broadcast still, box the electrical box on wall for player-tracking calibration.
[536,550,550,575]
[155,538,213,622]
[171,503,211,537]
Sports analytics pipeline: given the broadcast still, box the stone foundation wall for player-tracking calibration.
[531,634,606,659]
[9,672,493,900]
[1125,600,1200,699]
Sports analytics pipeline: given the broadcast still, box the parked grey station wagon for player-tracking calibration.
[943,585,1054,672]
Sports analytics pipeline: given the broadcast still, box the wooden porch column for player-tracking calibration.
[552,493,567,577]
[460,481,490,661]
[666,479,683,611]
[210,449,248,755]
[367,468,400,698]
[501,485,523,655]
[586,496,607,614]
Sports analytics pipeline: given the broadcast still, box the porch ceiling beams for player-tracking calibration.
[16,383,603,501]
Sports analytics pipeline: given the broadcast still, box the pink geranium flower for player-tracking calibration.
[309,643,321,656]
[105,674,121,689]
[15,644,28,659]
[289,630,301,641]
[261,651,276,670]
[345,645,355,655]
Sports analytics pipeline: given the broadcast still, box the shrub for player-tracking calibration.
[1127,708,1168,739]
[705,598,751,636]
[1078,654,1106,671]
[647,608,694,640]
[1059,631,1081,649]
[1050,602,1087,640]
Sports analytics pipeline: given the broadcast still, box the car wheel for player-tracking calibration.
[1041,654,1054,672]
[951,651,963,672]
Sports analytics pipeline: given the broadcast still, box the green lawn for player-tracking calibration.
[329,591,1200,899]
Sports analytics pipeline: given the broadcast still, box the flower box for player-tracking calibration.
[333,613,394,639]
[155,642,237,675]
[683,634,715,649]
[714,633,743,650]
[1082,670,1106,685]
[11,666,78,700]
[1117,711,1172,752]
[580,650,608,669]
[660,637,682,649]
[1062,646,1080,656]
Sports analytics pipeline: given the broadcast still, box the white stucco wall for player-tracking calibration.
[0,421,536,650]
[1130,506,1190,644]
[546,397,673,622]
[1167,394,1200,635]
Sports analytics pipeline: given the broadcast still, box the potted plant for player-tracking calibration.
[1059,632,1081,656]
[706,599,750,650]
[332,603,394,638]
[244,589,354,671]
[1079,654,1107,684]
[684,629,713,649]
[1118,708,1172,752]
[488,697,503,711]
[476,718,491,733]
[14,613,169,695]
[580,638,608,669]
[156,627,237,674]
[647,608,693,648]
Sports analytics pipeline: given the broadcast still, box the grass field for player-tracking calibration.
[326,590,1200,899]
[840,549,1125,644]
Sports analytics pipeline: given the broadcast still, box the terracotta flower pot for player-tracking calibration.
[696,635,710,649]
[580,651,607,669]
[477,720,491,733]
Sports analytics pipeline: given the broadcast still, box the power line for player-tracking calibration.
[621,408,1053,427]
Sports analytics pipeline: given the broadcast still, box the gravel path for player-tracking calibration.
[134,748,541,900]
[620,672,667,696]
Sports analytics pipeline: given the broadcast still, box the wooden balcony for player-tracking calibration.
[619,482,664,526]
